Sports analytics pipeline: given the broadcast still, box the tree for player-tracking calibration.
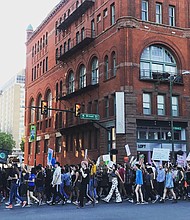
[0,132,15,152]
[20,137,25,153]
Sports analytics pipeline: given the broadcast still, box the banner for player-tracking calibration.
[116,92,125,134]
[125,144,131,156]
[152,148,170,161]
[0,149,9,164]
[29,125,36,142]
[47,148,53,166]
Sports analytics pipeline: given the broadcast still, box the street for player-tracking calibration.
[0,200,189,220]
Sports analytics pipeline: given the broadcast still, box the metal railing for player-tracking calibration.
[140,70,182,83]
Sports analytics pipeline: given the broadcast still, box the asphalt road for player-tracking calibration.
[0,200,189,220]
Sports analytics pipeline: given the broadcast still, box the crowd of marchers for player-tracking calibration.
[0,157,190,209]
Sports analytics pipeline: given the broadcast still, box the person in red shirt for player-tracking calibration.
[117,164,127,199]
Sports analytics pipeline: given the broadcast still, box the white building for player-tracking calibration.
[0,69,25,153]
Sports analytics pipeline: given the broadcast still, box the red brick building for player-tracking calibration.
[25,0,190,166]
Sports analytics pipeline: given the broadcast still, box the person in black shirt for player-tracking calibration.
[5,164,27,209]
[77,161,94,208]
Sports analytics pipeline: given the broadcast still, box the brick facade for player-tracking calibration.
[25,0,190,166]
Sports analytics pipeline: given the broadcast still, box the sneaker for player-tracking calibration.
[136,202,140,205]
[5,202,10,206]
[141,201,148,205]
[14,203,22,207]
[128,199,134,203]
[95,199,99,204]
[58,201,64,205]
[73,201,79,206]
[25,204,31,208]
[101,198,109,203]
[159,199,165,203]
[6,204,13,209]
[67,200,71,204]
[85,201,92,206]
[22,201,27,208]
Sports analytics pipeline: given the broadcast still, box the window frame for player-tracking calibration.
[142,0,149,21]
[169,5,176,27]
[143,93,151,115]
[156,3,162,24]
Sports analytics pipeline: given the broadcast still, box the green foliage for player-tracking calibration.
[20,139,25,152]
[0,132,15,152]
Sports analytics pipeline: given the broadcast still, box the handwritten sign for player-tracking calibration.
[152,148,170,161]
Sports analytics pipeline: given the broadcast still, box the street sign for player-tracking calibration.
[80,113,100,120]
[173,127,182,131]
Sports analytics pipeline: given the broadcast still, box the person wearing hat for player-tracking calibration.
[77,160,94,208]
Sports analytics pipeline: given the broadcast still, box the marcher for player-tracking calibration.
[5,164,27,209]
[48,162,65,205]
[133,164,147,204]
[102,164,122,203]
[160,165,177,203]
[26,167,40,207]
[77,161,94,208]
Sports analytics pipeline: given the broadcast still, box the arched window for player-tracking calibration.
[68,71,75,94]
[30,99,35,123]
[55,21,58,36]
[79,65,86,89]
[32,46,34,57]
[104,55,109,80]
[46,32,48,45]
[46,90,52,117]
[60,80,63,98]
[37,41,39,53]
[60,45,63,56]
[111,51,116,76]
[56,82,59,101]
[91,57,99,85]
[40,38,42,50]
[37,95,43,121]
[140,45,177,79]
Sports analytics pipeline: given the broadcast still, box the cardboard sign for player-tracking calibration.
[152,148,170,161]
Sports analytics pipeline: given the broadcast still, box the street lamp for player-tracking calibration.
[169,71,190,164]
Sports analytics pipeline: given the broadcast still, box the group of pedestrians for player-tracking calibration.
[0,157,190,209]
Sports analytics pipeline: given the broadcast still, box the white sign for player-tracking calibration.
[186,153,190,161]
[47,148,53,166]
[103,154,111,162]
[177,155,186,167]
[107,161,114,168]
[116,92,125,134]
[152,148,170,161]
[125,144,131,156]
[84,149,88,159]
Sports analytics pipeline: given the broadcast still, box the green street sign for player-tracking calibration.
[80,113,100,121]
[173,127,182,131]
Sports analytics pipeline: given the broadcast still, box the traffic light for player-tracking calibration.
[75,103,81,117]
[41,100,48,115]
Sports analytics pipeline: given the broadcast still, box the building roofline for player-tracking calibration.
[26,0,68,45]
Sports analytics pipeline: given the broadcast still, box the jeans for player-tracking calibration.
[9,183,24,205]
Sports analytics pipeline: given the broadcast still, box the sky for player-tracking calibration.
[0,0,61,89]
